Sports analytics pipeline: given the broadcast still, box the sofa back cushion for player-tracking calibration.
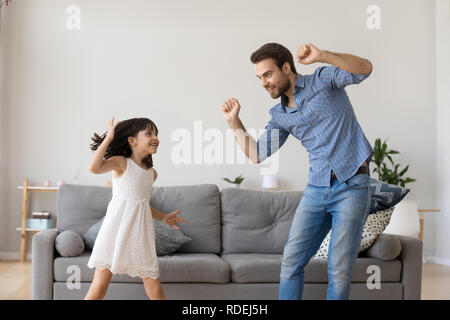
[221,188,303,254]
[150,184,221,253]
[57,183,221,254]
[57,184,112,235]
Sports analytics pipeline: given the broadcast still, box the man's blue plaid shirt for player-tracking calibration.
[257,66,373,187]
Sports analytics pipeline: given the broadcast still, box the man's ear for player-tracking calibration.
[282,61,291,74]
[128,137,135,145]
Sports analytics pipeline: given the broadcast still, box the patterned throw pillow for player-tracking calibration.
[82,216,192,255]
[314,207,394,259]
[369,178,410,213]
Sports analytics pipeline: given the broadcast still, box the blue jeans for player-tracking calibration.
[279,173,371,300]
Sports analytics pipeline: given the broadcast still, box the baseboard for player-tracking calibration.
[0,252,32,261]
[426,256,450,266]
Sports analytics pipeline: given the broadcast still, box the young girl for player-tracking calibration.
[85,117,189,300]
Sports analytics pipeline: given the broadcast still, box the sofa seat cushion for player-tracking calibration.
[54,252,230,284]
[220,254,402,283]
[221,254,282,283]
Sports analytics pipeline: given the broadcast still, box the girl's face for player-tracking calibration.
[129,127,159,154]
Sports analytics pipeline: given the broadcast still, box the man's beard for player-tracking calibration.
[272,77,290,99]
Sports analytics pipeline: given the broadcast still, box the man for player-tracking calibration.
[221,43,373,300]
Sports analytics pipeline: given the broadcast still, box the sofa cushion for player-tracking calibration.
[221,254,282,283]
[365,233,402,260]
[55,230,84,257]
[314,208,394,259]
[150,184,221,253]
[54,252,230,283]
[57,184,221,254]
[153,220,192,255]
[57,184,112,235]
[82,217,103,251]
[220,188,303,254]
[220,253,402,283]
[369,178,410,213]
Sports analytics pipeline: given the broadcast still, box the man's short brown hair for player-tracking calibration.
[250,43,297,74]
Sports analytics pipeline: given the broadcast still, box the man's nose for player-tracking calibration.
[261,79,268,87]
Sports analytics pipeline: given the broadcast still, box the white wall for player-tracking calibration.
[0,1,8,256]
[0,0,438,258]
[433,0,450,265]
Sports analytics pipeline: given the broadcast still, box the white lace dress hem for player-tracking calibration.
[87,260,160,280]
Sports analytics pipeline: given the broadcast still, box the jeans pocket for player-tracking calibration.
[343,173,369,187]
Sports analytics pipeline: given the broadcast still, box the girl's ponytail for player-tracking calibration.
[90,132,107,151]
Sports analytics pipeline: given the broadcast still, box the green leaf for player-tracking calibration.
[381,142,387,155]
[399,165,409,177]
[403,178,416,184]
[386,155,394,166]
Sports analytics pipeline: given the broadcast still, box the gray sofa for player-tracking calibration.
[32,184,423,300]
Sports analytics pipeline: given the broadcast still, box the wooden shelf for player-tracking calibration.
[417,209,441,241]
[18,186,59,191]
[17,179,59,262]
[16,228,57,232]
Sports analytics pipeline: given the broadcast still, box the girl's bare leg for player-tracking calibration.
[84,267,113,300]
[142,276,166,300]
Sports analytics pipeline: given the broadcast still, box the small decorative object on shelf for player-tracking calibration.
[26,218,55,230]
[262,175,279,191]
[223,174,245,189]
[17,178,59,262]
[31,211,51,219]
[43,179,51,187]
[57,180,66,187]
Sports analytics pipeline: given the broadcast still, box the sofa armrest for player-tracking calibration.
[32,229,58,300]
[393,234,423,300]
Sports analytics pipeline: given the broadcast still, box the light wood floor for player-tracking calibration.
[1,260,449,299]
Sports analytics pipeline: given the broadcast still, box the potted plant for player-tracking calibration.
[370,138,416,187]
[223,174,245,189]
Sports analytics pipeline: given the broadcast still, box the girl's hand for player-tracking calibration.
[106,117,120,141]
[162,209,189,230]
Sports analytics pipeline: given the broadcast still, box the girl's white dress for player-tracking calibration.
[87,157,159,279]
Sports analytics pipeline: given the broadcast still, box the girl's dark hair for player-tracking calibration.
[90,118,158,169]
[250,43,297,74]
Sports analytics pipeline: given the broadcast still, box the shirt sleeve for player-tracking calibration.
[256,115,289,163]
[316,65,371,90]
